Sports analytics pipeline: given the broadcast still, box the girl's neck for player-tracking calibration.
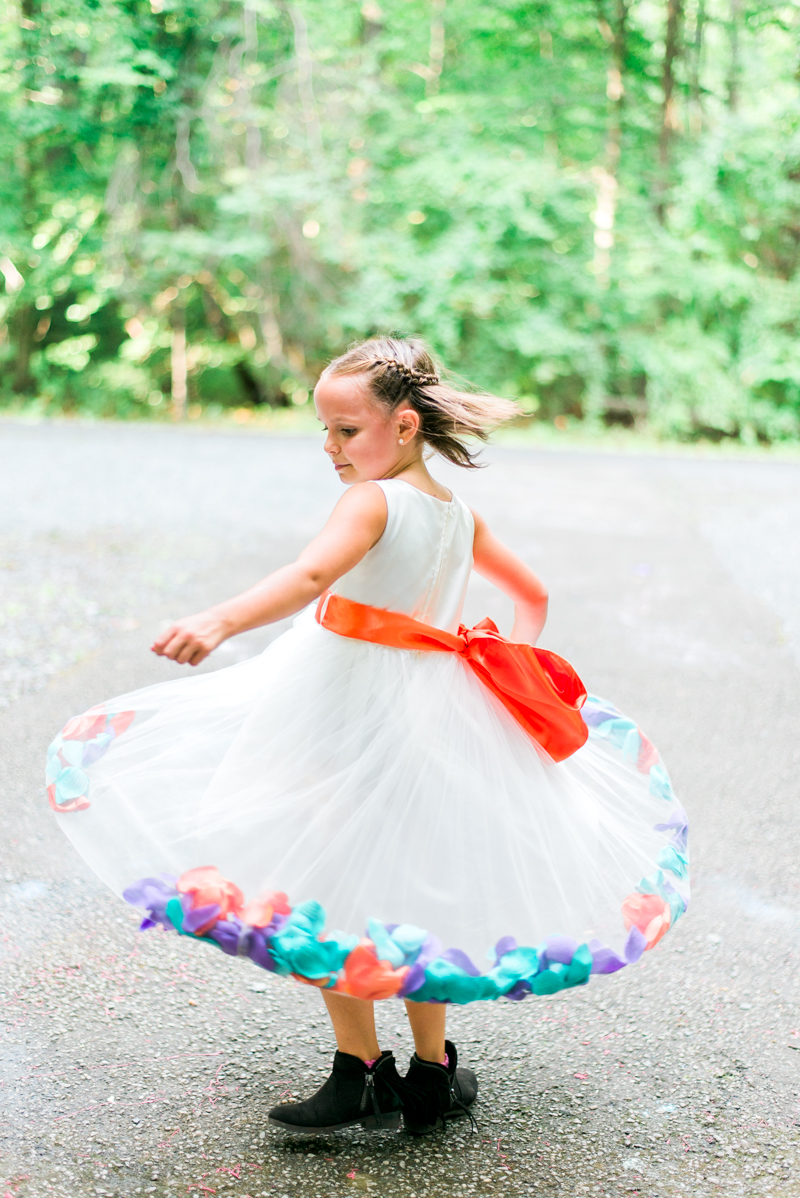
[380,458,452,503]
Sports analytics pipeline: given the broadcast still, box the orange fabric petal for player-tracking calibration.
[110,710,135,736]
[292,973,333,988]
[244,889,290,919]
[177,866,244,917]
[621,893,671,948]
[636,732,659,773]
[268,891,291,916]
[241,898,274,928]
[61,713,106,741]
[47,782,90,813]
[338,941,408,1000]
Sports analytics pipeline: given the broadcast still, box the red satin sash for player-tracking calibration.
[315,590,588,763]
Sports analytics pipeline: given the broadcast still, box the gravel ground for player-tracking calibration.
[1,421,799,1198]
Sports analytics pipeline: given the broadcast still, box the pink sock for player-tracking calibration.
[364,1058,378,1069]
[441,1053,449,1067]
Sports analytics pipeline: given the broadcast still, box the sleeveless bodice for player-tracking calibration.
[331,479,474,632]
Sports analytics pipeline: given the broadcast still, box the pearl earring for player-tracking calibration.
[398,439,404,445]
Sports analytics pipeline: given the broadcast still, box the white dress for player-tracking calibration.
[47,479,689,1004]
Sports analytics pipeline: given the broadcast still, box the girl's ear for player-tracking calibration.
[396,406,421,441]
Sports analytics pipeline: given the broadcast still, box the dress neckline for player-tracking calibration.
[385,477,454,506]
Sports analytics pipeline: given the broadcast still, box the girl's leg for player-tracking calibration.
[322,991,381,1062]
[404,999,446,1063]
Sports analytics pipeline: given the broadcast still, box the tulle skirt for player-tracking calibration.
[46,607,689,1004]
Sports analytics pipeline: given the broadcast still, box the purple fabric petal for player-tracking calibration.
[81,733,114,767]
[655,806,689,850]
[139,916,158,931]
[182,904,221,934]
[493,935,517,964]
[416,933,443,970]
[261,912,288,937]
[590,945,626,974]
[123,876,178,908]
[505,980,532,1001]
[581,706,620,727]
[542,935,579,966]
[440,948,481,977]
[623,926,647,963]
[207,919,243,955]
[398,963,426,997]
[247,931,277,972]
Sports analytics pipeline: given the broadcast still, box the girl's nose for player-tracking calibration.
[324,431,339,457]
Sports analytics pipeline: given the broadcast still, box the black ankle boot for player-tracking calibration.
[268,1049,404,1133]
[401,1039,479,1135]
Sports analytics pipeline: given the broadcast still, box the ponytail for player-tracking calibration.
[321,336,518,468]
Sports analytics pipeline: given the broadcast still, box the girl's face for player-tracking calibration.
[314,373,420,484]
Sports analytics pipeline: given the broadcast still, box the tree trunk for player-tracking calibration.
[10,304,37,395]
[235,360,270,405]
[170,310,187,419]
[727,0,741,111]
[426,0,446,97]
[656,0,684,223]
[590,0,627,287]
[689,0,705,134]
[12,0,39,395]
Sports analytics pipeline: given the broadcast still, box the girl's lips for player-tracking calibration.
[334,463,350,471]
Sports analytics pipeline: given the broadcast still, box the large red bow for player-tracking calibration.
[315,591,588,763]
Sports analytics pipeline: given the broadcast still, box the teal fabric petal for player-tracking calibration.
[323,928,360,958]
[269,902,351,978]
[391,925,428,958]
[58,741,84,768]
[291,900,326,935]
[410,946,544,1004]
[637,869,667,897]
[666,888,686,923]
[410,962,503,1004]
[649,763,675,800]
[55,766,89,802]
[531,944,592,994]
[165,896,185,933]
[566,943,593,983]
[622,726,642,763]
[491,947,540,988]
[656,845,689,878]
[45,741,63,782]
[597,717,638,749]
[531,961,569,995]
[367,919,406,967]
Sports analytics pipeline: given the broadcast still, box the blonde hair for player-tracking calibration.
[322,336,518,468]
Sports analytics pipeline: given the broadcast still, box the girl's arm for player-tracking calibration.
[471,508,549,645]
[152,483,387,666]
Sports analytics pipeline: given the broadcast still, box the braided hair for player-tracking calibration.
[321,336,518,468]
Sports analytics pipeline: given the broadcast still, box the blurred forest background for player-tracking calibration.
[2,0,800,441]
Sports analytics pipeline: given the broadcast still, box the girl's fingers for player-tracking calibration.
[152,625,180,655]
[151,621,216,665]
[155,630,190,661]
[175,642,198,665]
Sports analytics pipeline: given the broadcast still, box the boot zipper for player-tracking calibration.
[361,1072,382,1127]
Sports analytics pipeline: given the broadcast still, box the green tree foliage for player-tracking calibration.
[1,0,800,440]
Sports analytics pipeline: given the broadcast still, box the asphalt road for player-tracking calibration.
[1,421,799,1198]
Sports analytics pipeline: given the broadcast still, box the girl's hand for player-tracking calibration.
[151,611,229,666]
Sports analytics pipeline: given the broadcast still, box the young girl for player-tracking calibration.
[46,337,689,1136]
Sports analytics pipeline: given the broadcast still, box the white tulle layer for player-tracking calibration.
[51,607,687,966]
